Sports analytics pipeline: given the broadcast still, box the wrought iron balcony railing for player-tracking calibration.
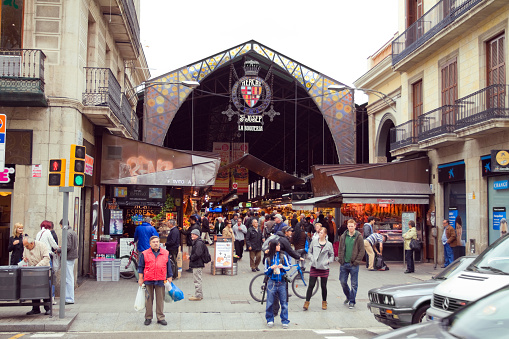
[455,84,509,130]
[83,67,138,139]
[418,105,457,142]
[392,0,483,65]
[0,49,46,105]
[121,0,140,53]
[390,120,418,151]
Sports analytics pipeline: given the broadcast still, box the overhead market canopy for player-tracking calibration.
[101,134,220,186]
[296,157,432,208]
[219,153,304,188]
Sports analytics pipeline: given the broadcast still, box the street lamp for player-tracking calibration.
[327,85,396,113]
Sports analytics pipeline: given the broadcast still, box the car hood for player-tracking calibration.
[433,271,509,301]
[375,320,453,338]
[370,281,439,297]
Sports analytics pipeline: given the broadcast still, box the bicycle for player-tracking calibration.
[119,241,139,280]
[249,261,318,302]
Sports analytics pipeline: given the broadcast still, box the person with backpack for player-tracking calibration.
[189,229,208,301]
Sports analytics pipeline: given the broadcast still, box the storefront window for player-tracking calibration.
[443,182,467,246]
[488,175,509,245]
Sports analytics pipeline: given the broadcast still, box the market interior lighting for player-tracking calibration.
[328,85,397,113]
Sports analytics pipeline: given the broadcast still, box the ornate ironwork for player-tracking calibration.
[221,104,237,121]
[390,120,418,151]
[264,105,280,122]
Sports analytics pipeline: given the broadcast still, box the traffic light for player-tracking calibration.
[69,144,86,187]
[48,159,66,186]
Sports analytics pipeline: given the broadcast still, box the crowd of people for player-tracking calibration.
[7,220,79,316]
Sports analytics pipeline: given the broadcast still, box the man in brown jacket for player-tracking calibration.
[338,219,365,309]
[444,220,456,267]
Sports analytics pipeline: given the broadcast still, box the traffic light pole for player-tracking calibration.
[58,186,74,319]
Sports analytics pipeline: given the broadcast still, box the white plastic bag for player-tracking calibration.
[52,253,61,271]
[134,286,146,311]
[163,280,173,303]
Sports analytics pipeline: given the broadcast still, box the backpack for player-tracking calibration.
[202,245,212,264]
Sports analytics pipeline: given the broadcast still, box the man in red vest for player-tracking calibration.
[138,236,173,326]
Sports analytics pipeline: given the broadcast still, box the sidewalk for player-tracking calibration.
[0,247,440,332]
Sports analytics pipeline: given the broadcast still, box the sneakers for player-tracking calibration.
[267,321,274,328]
[282,323,289,329]
[348,302,355,309]
[189,296,203,301]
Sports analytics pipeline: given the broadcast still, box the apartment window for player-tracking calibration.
[1,0,24,49]
[412,80,423,137]
[487,34,505,107]
[407,0,423,27]
[441,58,458,126]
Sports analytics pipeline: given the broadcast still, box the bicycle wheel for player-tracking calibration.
[292,271,318,299]
[119,255,135,279]
[249,273,267,303]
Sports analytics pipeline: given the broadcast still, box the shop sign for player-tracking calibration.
[246,202,252,207]
[491,150,509,172]
[377,199,395,204]
[449,207,458,229]
[438,161,465,183]
[481,155,492,177]
[32,164,41,178]
[493,207,506,231]
[85,154,94,176]
[494,180,509,190]
[0,164,15,188]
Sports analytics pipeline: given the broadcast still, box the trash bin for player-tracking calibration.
[0,266,20,301]
[19,266,51,300]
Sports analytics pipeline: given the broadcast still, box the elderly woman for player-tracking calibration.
[221,219,235,241]
[403,220,417,273]
[36,220,59,256]
[8,222,25,265]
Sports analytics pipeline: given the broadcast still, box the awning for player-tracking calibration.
[333,176,431,204]
[292,195,338,210]
[101,134,221,186]
[219,153,304,188]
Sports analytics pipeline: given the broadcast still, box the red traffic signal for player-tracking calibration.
[48,158,66,186]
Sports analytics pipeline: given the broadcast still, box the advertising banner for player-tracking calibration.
[212,142,230,192]
[232,143,249,193]
[449,208,458,229]
[493,207,506,231]
[214,237,233,269]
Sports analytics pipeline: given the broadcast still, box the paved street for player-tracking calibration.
[0,247,440,337]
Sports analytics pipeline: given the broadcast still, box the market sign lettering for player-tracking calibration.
[377,199,395,204]
[494,180,509,190]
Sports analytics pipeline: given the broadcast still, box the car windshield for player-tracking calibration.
[467,236,509,275]
[448,286,509,339]
[434,257,474,280]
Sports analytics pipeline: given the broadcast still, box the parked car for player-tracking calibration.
[374,283,509,338]
[427,233,509,321]
[367,256,476,329]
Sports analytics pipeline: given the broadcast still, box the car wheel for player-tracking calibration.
[412,304,430,324]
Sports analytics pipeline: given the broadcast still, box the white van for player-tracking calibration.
[427,234,509,321]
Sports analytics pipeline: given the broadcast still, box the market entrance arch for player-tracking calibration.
[144,40,355,175]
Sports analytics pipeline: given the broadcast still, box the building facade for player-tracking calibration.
[355,0,509,262]
[0,0,149,277]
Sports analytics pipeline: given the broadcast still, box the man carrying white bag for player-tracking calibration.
[135,236,172,326]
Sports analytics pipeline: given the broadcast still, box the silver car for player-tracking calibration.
[374,283,509,338]
[367,256,476,329]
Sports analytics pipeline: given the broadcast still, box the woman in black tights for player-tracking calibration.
[303,227,334,310]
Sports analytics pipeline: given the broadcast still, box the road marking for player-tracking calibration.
[29,334,65,338]
[8,334,25,339]
[313,330,345,334]
[325,337,358,339]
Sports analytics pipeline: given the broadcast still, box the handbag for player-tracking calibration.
[410,239,421,251]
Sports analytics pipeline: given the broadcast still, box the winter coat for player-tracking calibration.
[338,230,365,266]
[275,231,302,260]
[446,225,457,248]
[402,226,417,250]
[221,225,235,241]
[245,226,263,251]
[165,226,180,251]
[292,221,308,251]
[181,223,201,247]
[363,222,373,239]
[308,237,334,270]
[214,221,225,235]
[8,234,24,265]
[190,238,207,268]
[134,222,159,252]
[263,220,275,238]
[201,218,210,233]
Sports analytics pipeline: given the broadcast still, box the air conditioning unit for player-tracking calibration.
[0,55,21,77]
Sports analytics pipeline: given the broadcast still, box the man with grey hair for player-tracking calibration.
[134,217,159,253]
[23,236,51,315]
[165,219,180,278]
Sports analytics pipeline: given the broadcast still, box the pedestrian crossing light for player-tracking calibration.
[48,159,66,186]
[69,144,86,187]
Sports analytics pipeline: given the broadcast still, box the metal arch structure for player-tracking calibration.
[144,40,355,164]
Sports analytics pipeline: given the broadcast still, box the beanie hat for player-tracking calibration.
[191,229,201,236]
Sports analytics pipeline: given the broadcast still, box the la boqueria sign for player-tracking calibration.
[101,134,220,186]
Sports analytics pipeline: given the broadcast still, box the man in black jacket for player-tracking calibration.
[246,219,263,272]
[165,219,180,278]
[181,216,201,272]
[201,214,212,245]
[189,229,206,301]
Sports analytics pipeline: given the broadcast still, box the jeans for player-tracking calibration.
[265,280,289,325]
[339,263,359,304]
[65,259,75,303]
[405,250,414,272]
[444,243,454,267]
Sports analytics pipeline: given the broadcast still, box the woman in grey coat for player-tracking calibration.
[303,227,334,311]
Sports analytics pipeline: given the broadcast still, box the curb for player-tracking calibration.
[0,312,77,332]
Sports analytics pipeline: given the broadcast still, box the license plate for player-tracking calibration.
[371,307,380,315]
